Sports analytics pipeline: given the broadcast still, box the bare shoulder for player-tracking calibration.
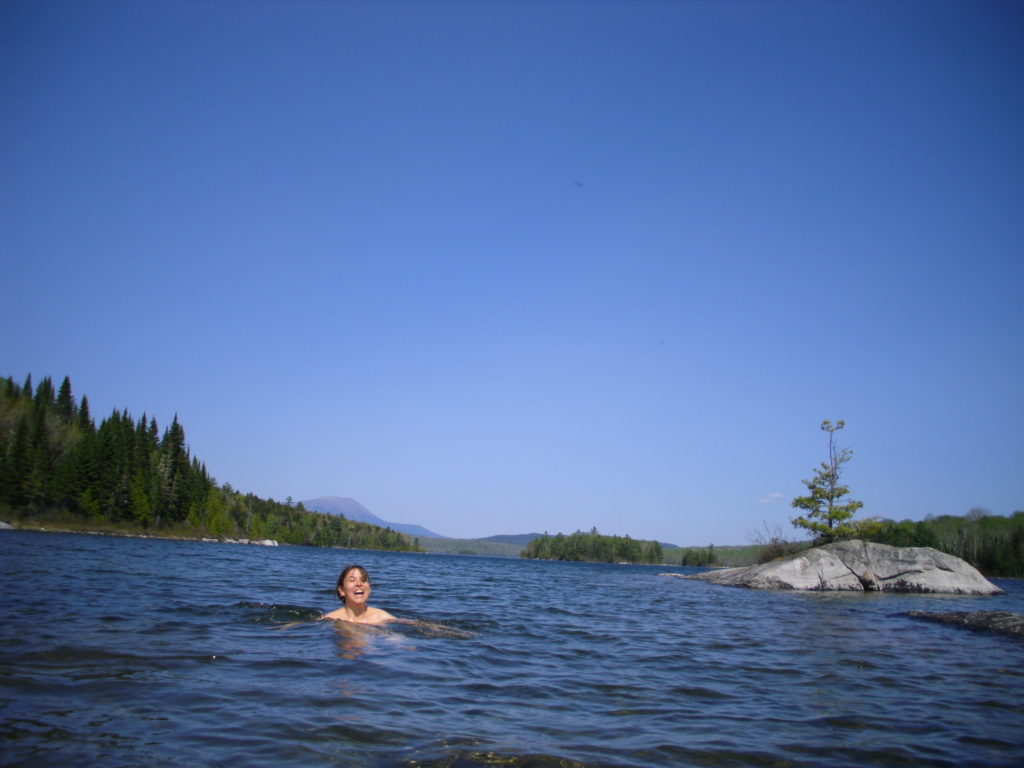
[319,606,397,625]
[368,607,398,624]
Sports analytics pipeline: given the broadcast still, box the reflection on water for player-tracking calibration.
[1,530,1023,768]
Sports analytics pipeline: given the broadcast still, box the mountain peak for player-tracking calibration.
[301,496,448,539]
[301,496,374,519]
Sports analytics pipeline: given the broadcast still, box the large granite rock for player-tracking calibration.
[668,540,1003,595]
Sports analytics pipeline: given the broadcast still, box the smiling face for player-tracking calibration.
[337,566,371,606]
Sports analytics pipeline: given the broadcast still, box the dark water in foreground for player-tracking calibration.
[2,531,1023,767]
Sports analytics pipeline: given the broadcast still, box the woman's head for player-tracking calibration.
[336,565,371,604]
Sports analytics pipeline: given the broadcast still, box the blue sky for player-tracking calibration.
[3,1,1022,544]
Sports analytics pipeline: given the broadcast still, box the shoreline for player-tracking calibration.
[0,521,279,547]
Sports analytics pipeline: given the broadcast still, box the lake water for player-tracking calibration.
[2,530,1023,767]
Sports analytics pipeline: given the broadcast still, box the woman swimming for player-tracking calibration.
[320,564,397,625]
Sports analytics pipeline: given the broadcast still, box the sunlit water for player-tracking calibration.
[2,531,1023,767]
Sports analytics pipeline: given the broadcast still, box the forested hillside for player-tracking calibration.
[0,375,419,551]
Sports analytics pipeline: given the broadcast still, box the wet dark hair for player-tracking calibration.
[336,564,370,603]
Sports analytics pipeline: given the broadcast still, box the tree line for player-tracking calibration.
[0,375,419,552]
[862,511,1024,577]
[677,544,720,567]
[521,528,664,564]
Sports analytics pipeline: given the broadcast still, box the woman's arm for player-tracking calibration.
[397,618,476,638]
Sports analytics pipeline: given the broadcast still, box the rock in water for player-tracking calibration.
[907,610,1024,639]
[669,540,1002,594]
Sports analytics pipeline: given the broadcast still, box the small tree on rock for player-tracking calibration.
[791,420,865,544]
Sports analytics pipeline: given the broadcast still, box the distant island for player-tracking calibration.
[522,529,664,563]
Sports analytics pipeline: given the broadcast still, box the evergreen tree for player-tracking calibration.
[71,429,101,511]
[78,396,94,433]
[1,376,16,401]
[0,426,9,501]
[157,415,191,523]
[33,376,55,409]
[791,420,866,544]
[29,400,55,507]
[129,471,152,526]
[7,415,32,507]
[56,377,75,423]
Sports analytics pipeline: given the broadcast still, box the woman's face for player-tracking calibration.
[338,568,371,606]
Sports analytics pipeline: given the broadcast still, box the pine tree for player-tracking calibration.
[56,377,75,424]
[2,376,18,402]
[791,420,866,544]
[157,415,192,522]
[29,400,55,506]
[33,376,54,408]
[78,396,94,433]
[7,416,32,507]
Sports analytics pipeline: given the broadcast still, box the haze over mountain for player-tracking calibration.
[301,496,448,540]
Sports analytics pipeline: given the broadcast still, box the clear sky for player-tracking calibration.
[3,1,1022,545]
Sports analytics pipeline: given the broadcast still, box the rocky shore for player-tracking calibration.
[907,610,1024,640]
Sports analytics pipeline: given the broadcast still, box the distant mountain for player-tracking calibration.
[301,496,449,539]
[302,496,375,520]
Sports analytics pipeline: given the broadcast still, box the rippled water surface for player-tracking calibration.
[2,531,1023,767]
